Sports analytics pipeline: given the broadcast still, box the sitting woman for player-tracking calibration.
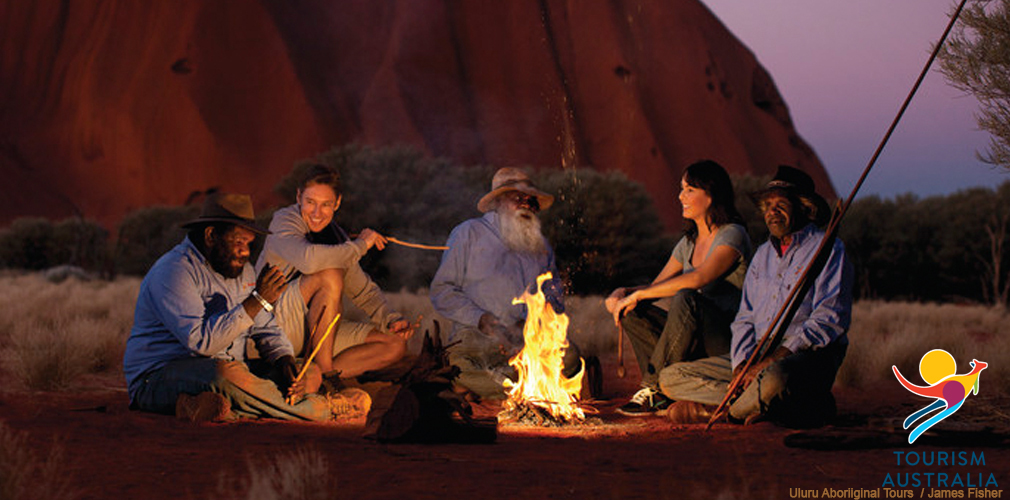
[606,160,751,416]
[255,164,413,380]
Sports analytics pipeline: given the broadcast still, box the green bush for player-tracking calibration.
[114,205,199,275]
[283,145,681,295]
[535,168,674,295]
[0,217,108,271]
[282,144,494,291]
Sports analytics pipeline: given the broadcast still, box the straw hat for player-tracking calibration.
[181,192,270,235]
[477,167,554,213]
[750,166,831,226]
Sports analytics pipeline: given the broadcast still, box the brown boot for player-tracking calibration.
[664,401,715,424]
[175,392,232,423]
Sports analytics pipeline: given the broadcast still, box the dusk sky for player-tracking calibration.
[703,0,1009,199]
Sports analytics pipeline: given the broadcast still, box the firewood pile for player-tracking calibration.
[363,322,497,443]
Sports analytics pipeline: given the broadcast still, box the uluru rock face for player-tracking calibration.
[0,0,832,230]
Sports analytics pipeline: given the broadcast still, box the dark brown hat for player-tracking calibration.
[751,166,831,226]
[477,167,554,213]
[181,193,270,235]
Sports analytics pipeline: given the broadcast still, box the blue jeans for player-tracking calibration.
[659,342,846,425]
[130,357,330,421]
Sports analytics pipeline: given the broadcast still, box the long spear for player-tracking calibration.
[705,0,969,429]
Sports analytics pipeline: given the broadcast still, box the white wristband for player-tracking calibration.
[251,290,274,313]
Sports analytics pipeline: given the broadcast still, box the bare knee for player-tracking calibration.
[300,268,346,300]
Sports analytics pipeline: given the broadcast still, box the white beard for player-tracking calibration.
[498,207,547,255]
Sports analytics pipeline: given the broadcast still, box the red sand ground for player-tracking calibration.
[1,355,1006,499]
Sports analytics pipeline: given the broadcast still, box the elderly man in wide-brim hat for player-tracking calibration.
[430,167,586,400]
[659,166,854,427]
[123,193,339,422]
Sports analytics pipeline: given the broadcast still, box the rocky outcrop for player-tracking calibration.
[0,0,832,230]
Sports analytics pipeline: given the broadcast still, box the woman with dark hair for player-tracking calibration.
[606,160,752,416]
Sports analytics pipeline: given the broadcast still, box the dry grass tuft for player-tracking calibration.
[0,421,79,500]
[0,272,139,390]
[2,272,1007,397]
[219,447,334,500]
[840,301,1010,394]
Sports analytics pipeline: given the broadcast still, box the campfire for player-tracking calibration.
[498,272,586,426]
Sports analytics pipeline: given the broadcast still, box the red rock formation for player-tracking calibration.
[0,0,832,230]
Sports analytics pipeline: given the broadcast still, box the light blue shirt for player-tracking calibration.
[430,212,557,340]
[123,237,293,400]
[730,224,854,369]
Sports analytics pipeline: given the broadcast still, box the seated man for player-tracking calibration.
[123,193,330,422]
[256,164,413,380]
[431,167,584,399]
[660,166,854,427]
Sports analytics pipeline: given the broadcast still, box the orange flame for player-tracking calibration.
[501,272,585,422]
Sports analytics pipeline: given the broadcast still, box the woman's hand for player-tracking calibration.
[611,291,640,327]
[604,287,627,314]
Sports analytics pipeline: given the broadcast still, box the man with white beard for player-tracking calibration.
[431,167,583,399]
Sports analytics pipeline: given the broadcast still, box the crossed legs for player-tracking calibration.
[297,268,407,378]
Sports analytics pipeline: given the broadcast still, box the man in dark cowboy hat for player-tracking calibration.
[659,166,854,427]
[123,193,338,421]
[430,167,588,399]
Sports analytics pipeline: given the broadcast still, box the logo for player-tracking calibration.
[892,349,987,444]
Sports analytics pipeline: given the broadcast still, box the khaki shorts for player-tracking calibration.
[273,277,374,358]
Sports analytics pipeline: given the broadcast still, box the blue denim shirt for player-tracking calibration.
[730,224,854,369]
[430,212,558,341]
[123,237,293,400]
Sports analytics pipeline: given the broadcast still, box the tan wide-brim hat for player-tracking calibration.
[477,167,555,213]
[181,192,271,235]
[750,165,831,227]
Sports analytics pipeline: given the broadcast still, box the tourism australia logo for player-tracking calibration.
[892,349,988,444]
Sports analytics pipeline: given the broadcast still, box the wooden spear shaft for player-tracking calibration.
[704,0,969,430]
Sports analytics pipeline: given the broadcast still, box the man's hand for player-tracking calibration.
[276,355,300,400]
[356,228,388,251]
[388,319,416,340]
[478,313,518,357]
[278,355,322,404]
[478,312,500,336]
[732,346,792,392]
[255,263,287,304]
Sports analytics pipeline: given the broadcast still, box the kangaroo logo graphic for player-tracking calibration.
[892,349,987,444]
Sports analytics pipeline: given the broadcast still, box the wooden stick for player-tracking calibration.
[388,236,448,251]
[296,313,341,383]
[286,313,340,405]
[616,323,626,378]
[349,233,448,251]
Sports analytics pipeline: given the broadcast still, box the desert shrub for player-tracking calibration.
[838,301,1010,394]
[535,168,675,295]
[836,181,1010,303]
[0,218,56,270]
[219,447,335,500]
[285,145,688,294]
[114,205,199,275]
[279,144,495,290]
[731,173,772,245]
[2,274,139,389]
[0,217,108,272]
[0,421,78,500]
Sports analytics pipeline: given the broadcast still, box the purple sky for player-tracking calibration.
[702,0,1009,199]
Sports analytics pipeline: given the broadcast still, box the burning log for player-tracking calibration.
[498,273,591,426]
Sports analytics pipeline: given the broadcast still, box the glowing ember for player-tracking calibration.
[499,272,585,424]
